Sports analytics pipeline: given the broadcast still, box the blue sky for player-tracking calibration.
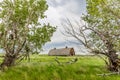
[42,0,87,54]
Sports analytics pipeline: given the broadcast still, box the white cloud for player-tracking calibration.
[44,7,62,26]
[54,0,63,4]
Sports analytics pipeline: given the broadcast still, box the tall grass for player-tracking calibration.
[0,55,120,80]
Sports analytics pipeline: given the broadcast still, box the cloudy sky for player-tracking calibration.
[42,0,87,54]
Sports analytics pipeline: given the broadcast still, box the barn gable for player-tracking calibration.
[48,47,75,56]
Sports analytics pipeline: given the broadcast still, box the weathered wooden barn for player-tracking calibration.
[48,47,75,56]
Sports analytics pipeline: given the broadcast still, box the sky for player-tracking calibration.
[42,0,87,54]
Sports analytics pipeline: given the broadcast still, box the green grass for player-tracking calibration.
[0,54,120,80]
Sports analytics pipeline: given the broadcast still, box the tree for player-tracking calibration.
[0,0,56,69]
[63,0,120,72]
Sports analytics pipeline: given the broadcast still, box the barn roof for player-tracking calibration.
[48,47,75,56]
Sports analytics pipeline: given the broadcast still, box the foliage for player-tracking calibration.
[28,23,56,53]
[0,0,56,68]
[84,0,120,52]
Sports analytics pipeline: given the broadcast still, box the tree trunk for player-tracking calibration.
[0,39,26,70]
[0,54,17,70]
[107,51,120,72]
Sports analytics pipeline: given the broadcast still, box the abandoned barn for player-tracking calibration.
[48,47,75,56]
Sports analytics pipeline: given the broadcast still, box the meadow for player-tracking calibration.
[0,54,120,80]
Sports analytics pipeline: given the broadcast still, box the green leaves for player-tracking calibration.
[0,0,48,26]
[28,24,56,52]
[0,0,56,54]
[84,0,120,52]
[86,0,103,16]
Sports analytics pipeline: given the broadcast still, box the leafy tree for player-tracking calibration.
[63,0,120,72]
[0,0,56,69]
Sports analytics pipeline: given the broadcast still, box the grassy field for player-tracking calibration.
[0,54,119,80]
